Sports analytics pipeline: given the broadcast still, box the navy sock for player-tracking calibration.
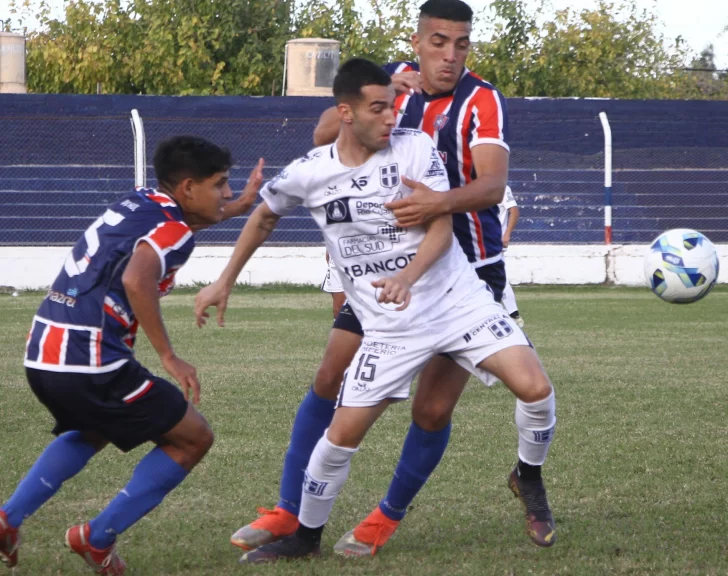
[277,387,335,515]
[88,447,187,549]
[379,421,451,521]
[1,431,96,528]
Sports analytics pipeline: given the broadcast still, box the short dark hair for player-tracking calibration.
[333,58,392,104]
[153,136,232,190]
[419,0,473,22]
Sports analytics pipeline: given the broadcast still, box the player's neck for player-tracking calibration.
[336,131,377,168]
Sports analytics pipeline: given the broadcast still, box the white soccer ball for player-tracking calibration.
[644,228,719,304]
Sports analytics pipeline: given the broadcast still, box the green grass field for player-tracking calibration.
[1,285,727,575]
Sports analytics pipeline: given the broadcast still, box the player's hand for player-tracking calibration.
[194,280,231,328]
[391,71,422,95]
[371,275,412,311]
[162,354,201,404]
[240,158,265,208]
[385,176,448,228]
[502,233,511,249]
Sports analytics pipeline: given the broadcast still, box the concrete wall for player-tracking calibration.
[2,245,726,290]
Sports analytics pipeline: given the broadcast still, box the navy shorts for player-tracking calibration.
[331,259,507,336]
[476,259,506,304]
[26,358,188,453]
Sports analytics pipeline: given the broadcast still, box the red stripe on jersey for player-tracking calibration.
[148,221,190,251]
[96,333,102,367]
[41,326,66,365]
[470,87,503,142]
[421,97,453,138]
[147,193,176,207]
[460,95,487,260]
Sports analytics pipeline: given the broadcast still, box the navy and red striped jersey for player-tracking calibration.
[383,61,509,266]
[24,189,194,374]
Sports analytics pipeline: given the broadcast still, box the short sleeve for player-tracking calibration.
[415,133,450,193]
[135,220,194,280]
[259,158,308,217]
[501,186,517,210]
[468,87,510,152]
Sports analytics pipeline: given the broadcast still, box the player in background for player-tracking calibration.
[194,57,554,564]
[499,185,524,327]
[0,136,263,574]
[217,0,557,557]
[321,252,346,318]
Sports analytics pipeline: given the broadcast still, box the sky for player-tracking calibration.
[4,0,727,68]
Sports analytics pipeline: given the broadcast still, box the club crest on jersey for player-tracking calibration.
[325,199,352,224]
[380,164,400,189]
[433,114,449,131]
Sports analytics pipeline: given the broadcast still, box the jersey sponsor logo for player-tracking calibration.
[380,163,400,188]
[343,253,415,279]
[350,176,369,191]
[360,340,406,356]
[46,289,76,307]
[433,114,449,131]
[325,199,352,224]
[324,185,342,196]
[337,225,406,258]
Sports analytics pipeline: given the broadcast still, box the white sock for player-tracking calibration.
[502,281,519,315]
[298,431,358,528]
[515,391,556,465]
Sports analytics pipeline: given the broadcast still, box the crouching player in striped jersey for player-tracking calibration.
[0,136,263,574]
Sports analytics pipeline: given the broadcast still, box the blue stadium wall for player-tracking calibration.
[1,95,726,246]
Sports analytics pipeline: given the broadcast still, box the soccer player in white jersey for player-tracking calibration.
[194,57,556,563]
[218,0,556,559]
[499,185,524,326]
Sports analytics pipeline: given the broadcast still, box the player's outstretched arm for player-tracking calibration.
[503,205,520,248]
[194,201,281,328]
[123,242,201,403]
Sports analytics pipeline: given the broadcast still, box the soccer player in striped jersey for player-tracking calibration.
[0,136,263,574]
[220,0,557,557]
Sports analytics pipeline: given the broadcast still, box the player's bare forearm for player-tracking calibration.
[219,195,255,222]
[122,242,174,361]
[505,206,520,236]
[313,107,340,146]
[218,202,281,288]
[399,214,453,286]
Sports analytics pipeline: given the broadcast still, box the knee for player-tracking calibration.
[186,421,214,464]
[313,365,344,400]
[412,399,454,432]
[518,376,553,404]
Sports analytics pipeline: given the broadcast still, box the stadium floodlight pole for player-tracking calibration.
[282,43,288,96]
[130,109,147,188]
[599,111,613,245]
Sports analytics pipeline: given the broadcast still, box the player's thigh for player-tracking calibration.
[477,345,552,403]
[314,305,364,399]
[331,292,347,318]
[327,401,393,449]
[412,354,470,431]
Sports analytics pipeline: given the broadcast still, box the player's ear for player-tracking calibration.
[180,177,195,200]
[337,102,354,125]
[411,32,420,56]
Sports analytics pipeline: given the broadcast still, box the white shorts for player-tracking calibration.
[336,285,531,408]
[321,258,344,294]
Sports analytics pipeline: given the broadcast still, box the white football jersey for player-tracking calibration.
[498,185,518,235]
[260,128,484,333]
